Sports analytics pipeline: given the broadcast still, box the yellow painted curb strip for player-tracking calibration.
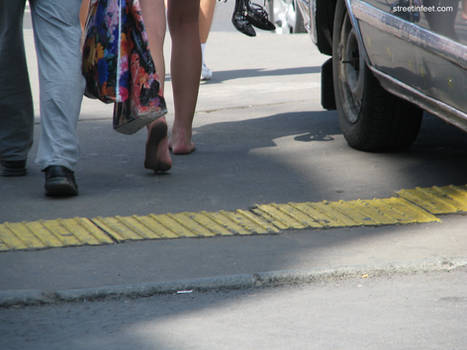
[0,185,465,252]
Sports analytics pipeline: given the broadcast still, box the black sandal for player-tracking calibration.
[232,0,256,36]
[246,2,275,31]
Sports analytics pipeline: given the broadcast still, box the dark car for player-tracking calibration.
[296,0,466,151]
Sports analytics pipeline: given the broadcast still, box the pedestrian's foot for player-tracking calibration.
[44,165,78,197]
[170,127,196,155]
[1,160,26,177]
[169,143,196,155]
[169,137,196,155]
[145,119,172,172]
[201,63,212,81]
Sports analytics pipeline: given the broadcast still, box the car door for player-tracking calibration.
[352,0,466,116]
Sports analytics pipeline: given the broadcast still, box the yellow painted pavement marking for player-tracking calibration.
[22,221,64,247]
[204,211,248,235]
[81,217,128,244]
[369,198,440,224]
[169,212,216,237]
[217,210,266,234]
[59,218,102,246]
[327,200,380,226]
[0,224,29,250]
[3,222,47,249]
[190,211,240,236]
[236,209,280,234]
[92,216,141,242]
[40,220,82,246]
[111,216,159,240]
[251,206,291,230]
[150,214,199,238]
[132,215,177,239]
[357,200,400,225]
[398,185,467,214]
[289,202,346,228]
[253,204,308,230]
[306,202,360,227]
[271,203,323,228]
[0,185,465,252]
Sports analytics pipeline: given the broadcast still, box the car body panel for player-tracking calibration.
[266,0,307,33]
[299,0,467,132]
[296,0,313,35]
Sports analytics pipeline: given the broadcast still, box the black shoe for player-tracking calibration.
[232,0,256,36]
[44,166,78,197]
[246,2,275,31]
[1,160,27,177]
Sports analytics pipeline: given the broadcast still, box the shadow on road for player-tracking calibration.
[202,66,322,83]
[1,110,466,223]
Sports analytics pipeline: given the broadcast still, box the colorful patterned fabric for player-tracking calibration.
[82,0,167,134]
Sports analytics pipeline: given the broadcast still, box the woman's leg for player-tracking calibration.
[199,0,216,44]
[199,0,216,80]
[140,0,166,94]
[167,0,201,154]
[140,0,172,171]
[79,0,89,31]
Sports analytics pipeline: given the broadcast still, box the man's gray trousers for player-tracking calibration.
[0,0,85,171]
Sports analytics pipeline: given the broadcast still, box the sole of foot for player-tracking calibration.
[145,121,172,172]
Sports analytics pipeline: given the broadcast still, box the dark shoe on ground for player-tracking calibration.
[44,166,78,197]
[0,160,27,177]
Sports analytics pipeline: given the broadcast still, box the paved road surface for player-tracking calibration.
[1,267,466,350]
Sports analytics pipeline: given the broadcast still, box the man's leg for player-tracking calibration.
[0,0,34,176]
[31,0,85,172]
[30,0,85,195]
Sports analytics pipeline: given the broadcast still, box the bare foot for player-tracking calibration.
[169,129,196,155]
[145,119,172,172]
[170,142,196,155]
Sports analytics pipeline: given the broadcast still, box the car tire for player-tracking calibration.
[332,0,422,152]
[266,0,306,34]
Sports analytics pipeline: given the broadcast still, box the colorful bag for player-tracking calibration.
[82,0,167,134]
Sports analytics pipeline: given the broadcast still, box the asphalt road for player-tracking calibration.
[1,267,466,350]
